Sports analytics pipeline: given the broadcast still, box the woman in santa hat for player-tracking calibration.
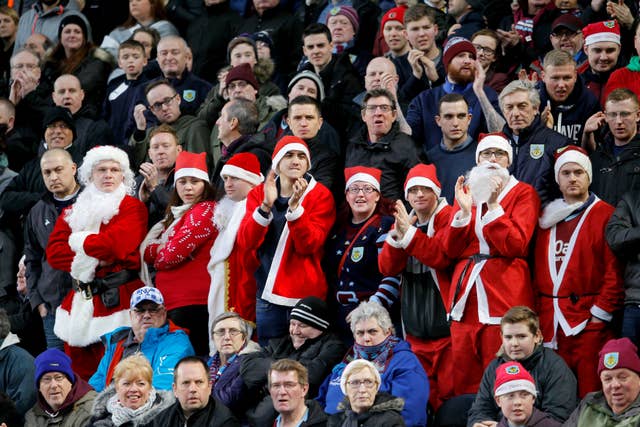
[324,166,399,344]
[142,151,218,356]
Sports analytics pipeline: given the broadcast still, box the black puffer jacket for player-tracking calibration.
[466,345,577,427]
[590,133,640,207]
[327,393,405,427]
[606,191,640,305]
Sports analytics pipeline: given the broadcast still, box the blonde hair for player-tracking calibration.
[112,354,153,385]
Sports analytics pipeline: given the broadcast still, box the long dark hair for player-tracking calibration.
[162,178,217,228]
[122,0,167,29]
[48,38,95,75]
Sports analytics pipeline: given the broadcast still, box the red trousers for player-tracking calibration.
[65,342,104,381]
[407,334,453,411]
[556,321,613,397]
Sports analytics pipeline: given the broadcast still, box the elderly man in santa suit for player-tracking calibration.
[46,146,148,379]
[444,133,540,395]
[207,152,263,352]
[533,146,624,398]
[378,163,455,411]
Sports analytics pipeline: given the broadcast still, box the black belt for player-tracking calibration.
[449,254,498,321]
[538,291,599,305]
[73,270,138,300]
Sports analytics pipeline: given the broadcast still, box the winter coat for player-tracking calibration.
[318,339,429,427]
[466,346,577,426]
[327,393,405,427]
[449,11,485,40]
[87,387,175,427]
[100,20,178,60]
[496,407,561,427]
[345,122,421,202]
[501,116,569,205]
[563,390,640,426]
[25,376,97,427]
[14,4,88,55]
[138,397,239,427]
[103,74,151,147]
[0,333,36,415]
[606,191,640,305]
[72,108,116,155]
[590,133,640,207]
[210,133,273,188]
[89,322,195,392]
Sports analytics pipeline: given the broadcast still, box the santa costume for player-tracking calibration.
[207,152,263,353]
[46,146,148,379]
[533,146,623,397]
[444,134,540,395]
[379,163,455,410]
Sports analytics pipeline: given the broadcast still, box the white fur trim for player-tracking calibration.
[252,207,272,226]
[78,146,130,186]
[495,380,537,398]
[272,143,311,173]
[220,164,263,186]
[539,198,585,229]
[398,225,418,249]
[175,167,210,183]
[476,135,513,165]
[285,205,304,221]
[385,230,403,248]
[404,177,441,198]
[54,292,132,346]
[554,150,592,183]
[591,305,613,322]
[585,33,620,46]
[345,173,380,192]
[69,231,100,283]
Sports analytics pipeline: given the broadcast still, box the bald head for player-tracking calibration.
[53,74,84,114]
[0,98,15,132]
[365,57,399,92]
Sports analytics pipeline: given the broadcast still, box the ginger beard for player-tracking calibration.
[466,163,509,204]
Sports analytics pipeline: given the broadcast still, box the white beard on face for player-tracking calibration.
[65,182,127,233]
[466,163,510,205]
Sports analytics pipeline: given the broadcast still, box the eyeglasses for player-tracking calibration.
[212,328,243,337]
[362,104,395,113]
[132,306,163,315]
[40,374,68,385]
[472,44,496,56]
[347,185,377,195]
[550,30,580,40]
[479,150,508,160]
[347,379,377,389]
[149,94,177,112]
[11,62,38,70]
[605,111,637,120]
[227,80,249,91]
[270,382,301,391]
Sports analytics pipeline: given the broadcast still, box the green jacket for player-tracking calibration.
[563,391,640,427]
[25,389,97,427]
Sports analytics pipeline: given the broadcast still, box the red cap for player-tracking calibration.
[271,135,311,173]
[442,37,476,71]
[494,361,537,397]
[553,145,592,183]
[583,20,620,46]
[404,164,441,198]
[175,151,209,183]
[344,166,381,192]
[380,6,407,32]
[220,152,264,185]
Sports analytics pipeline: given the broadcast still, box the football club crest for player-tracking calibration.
[183,90,196,102]
[505,364,520,375]
[530,144,544,160]
[604,352,619,369]
[351,247,364,262]
[604,20,615,28]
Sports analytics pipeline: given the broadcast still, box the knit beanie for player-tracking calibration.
[58,14,88,41]
[288,70,325,101]
[225,63,260,90]
[326,6,359,34]
[442,37,476,71]
[34,348,75,386]
[598,337,640,375]
[290,297,330,331]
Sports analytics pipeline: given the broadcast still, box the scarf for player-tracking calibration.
[107,387,157,426]
[628,56,640,72]
[208,352,238,387]
[347,335,400,373]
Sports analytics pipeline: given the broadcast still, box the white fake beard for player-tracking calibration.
[65,182,127,233]
[467,163,510,205]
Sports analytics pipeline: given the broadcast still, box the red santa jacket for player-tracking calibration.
[144,201,217,311]
[533,197,624,345]
[379,200,453,303]
[46,195,148,347]
[444,177,540,324]
[237,177,335,306]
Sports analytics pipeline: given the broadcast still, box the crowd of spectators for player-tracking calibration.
[1,0,640,426]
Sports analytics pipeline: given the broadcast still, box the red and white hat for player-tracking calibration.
[494,361,537,398]
[220,152,264,186]
[271,135,311,173]
[175,151,209,182]
[404,164,441,198]
[476,132,513,165]
[554,145,592,183]
[344,166,381,192]
[583,20,620,46]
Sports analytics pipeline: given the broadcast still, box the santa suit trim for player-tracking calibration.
[261,179,317,307]
[68,231,100,283]
[54,292,132,347]
[252,207,272,227]
[547,198,598,343]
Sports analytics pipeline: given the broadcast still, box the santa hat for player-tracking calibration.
[225,63,260,90]
[220,152,264,186]
[598,337,640,375]
[344,166,381,192]
[476,133,513,165]
[78,146,130,186]
[583,20,621,46]
[494,361,537,398]
[442,37,476,71]
[380,6,407,33]
[404,164,441,198]
[271,135,311,173]
[175,151,209,183]
[327,6,359,34]
[553,145,592,183]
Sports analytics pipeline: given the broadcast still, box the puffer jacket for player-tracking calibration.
[606,191,640,305]
[87,387,175,427]
[327,393,405,427]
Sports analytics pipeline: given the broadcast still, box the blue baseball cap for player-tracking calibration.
[130,286,164,308]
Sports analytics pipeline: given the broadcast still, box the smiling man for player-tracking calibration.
[580,20,622,103]
[533,146,623,397]
[89,286,193,392]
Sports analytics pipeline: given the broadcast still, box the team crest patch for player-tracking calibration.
[183,90,196,102]
[604,20,615,28]
[505,364,520,375]
[351,247,364,262]
[530,144,544,160]
[604,352,619,369]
